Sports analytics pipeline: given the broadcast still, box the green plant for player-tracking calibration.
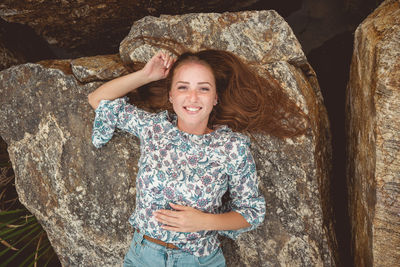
[0,209,58,267]
[0,140,60,267]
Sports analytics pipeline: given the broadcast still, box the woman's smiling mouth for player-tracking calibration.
[184,106,202,112]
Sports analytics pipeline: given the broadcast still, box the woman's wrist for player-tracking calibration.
[203,213,216,231]
[203,212,251,231]
[135,69,156,85]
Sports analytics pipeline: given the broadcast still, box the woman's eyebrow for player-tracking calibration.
[175,81,212,86]
[198,82,212,85]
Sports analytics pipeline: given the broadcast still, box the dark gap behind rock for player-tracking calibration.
[307,31,355,267]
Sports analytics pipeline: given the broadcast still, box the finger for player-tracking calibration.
[154,51,166,65]
[155,213,180,226]
[155,209,180,217]
[164,54,171,67]
[166,56,175,69]
[154,213,180,226]
[169,203,188,210]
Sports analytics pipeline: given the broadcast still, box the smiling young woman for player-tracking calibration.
[88,49,307,267]
[169,62,217,135]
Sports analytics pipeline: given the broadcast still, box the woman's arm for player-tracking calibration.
[154,203,251,232]
[206,210,251,230]
[88,51,175,110]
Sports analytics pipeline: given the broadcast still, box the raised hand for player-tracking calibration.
[142,51,176,82]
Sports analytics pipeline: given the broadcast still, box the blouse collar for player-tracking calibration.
[164,111,230,146]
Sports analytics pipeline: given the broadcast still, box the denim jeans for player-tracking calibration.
[123,231,226,267]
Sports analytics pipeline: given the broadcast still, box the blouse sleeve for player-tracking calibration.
[91,97,152,148]
[218,136,266,239]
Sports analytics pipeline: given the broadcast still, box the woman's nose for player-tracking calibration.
[187,89,198,101]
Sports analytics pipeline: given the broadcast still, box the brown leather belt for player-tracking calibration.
[136,229,179,250]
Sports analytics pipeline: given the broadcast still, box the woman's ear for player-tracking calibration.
[169,93,173,103]
[214,96,218,105]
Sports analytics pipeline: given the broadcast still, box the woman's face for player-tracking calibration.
[169,62,217,134]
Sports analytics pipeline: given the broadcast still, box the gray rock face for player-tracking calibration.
[120,11,305,65]
[0,0,271,56]
[0,59,138,266]
[346,1,400,266]
[0,11,335,266]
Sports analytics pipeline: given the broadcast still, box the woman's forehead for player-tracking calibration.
[172,62,215,81]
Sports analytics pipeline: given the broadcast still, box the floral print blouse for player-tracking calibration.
[92,97,265,257]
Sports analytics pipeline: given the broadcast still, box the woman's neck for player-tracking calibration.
[177,120,213,135]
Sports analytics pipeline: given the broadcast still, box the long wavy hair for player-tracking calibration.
[129,49,308,138]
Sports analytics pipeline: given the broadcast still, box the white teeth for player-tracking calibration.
[186,107,200,111]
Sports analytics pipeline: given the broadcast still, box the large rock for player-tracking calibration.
[0,57,139,266]
[0,0,274,56]
[0,10,335,266]
[345,1,400,266]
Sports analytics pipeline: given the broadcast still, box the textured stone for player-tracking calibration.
[71,54,130,83]
[0,62,139,266]
[0,11,335,266]
[0,0,271,56]
[345,1,400,266]
[120,11,305,66]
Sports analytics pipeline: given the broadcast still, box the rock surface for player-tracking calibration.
[0,10,335,266]
[0,58,139,266]
[70,54,131,83]
[346,1,400,266]
[0,0,277,56]
[120,11,306,66]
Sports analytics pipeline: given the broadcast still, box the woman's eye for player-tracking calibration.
[200,87,210,92]
[177,86,187,90]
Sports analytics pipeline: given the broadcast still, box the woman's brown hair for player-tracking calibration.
[129,49,308,138]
